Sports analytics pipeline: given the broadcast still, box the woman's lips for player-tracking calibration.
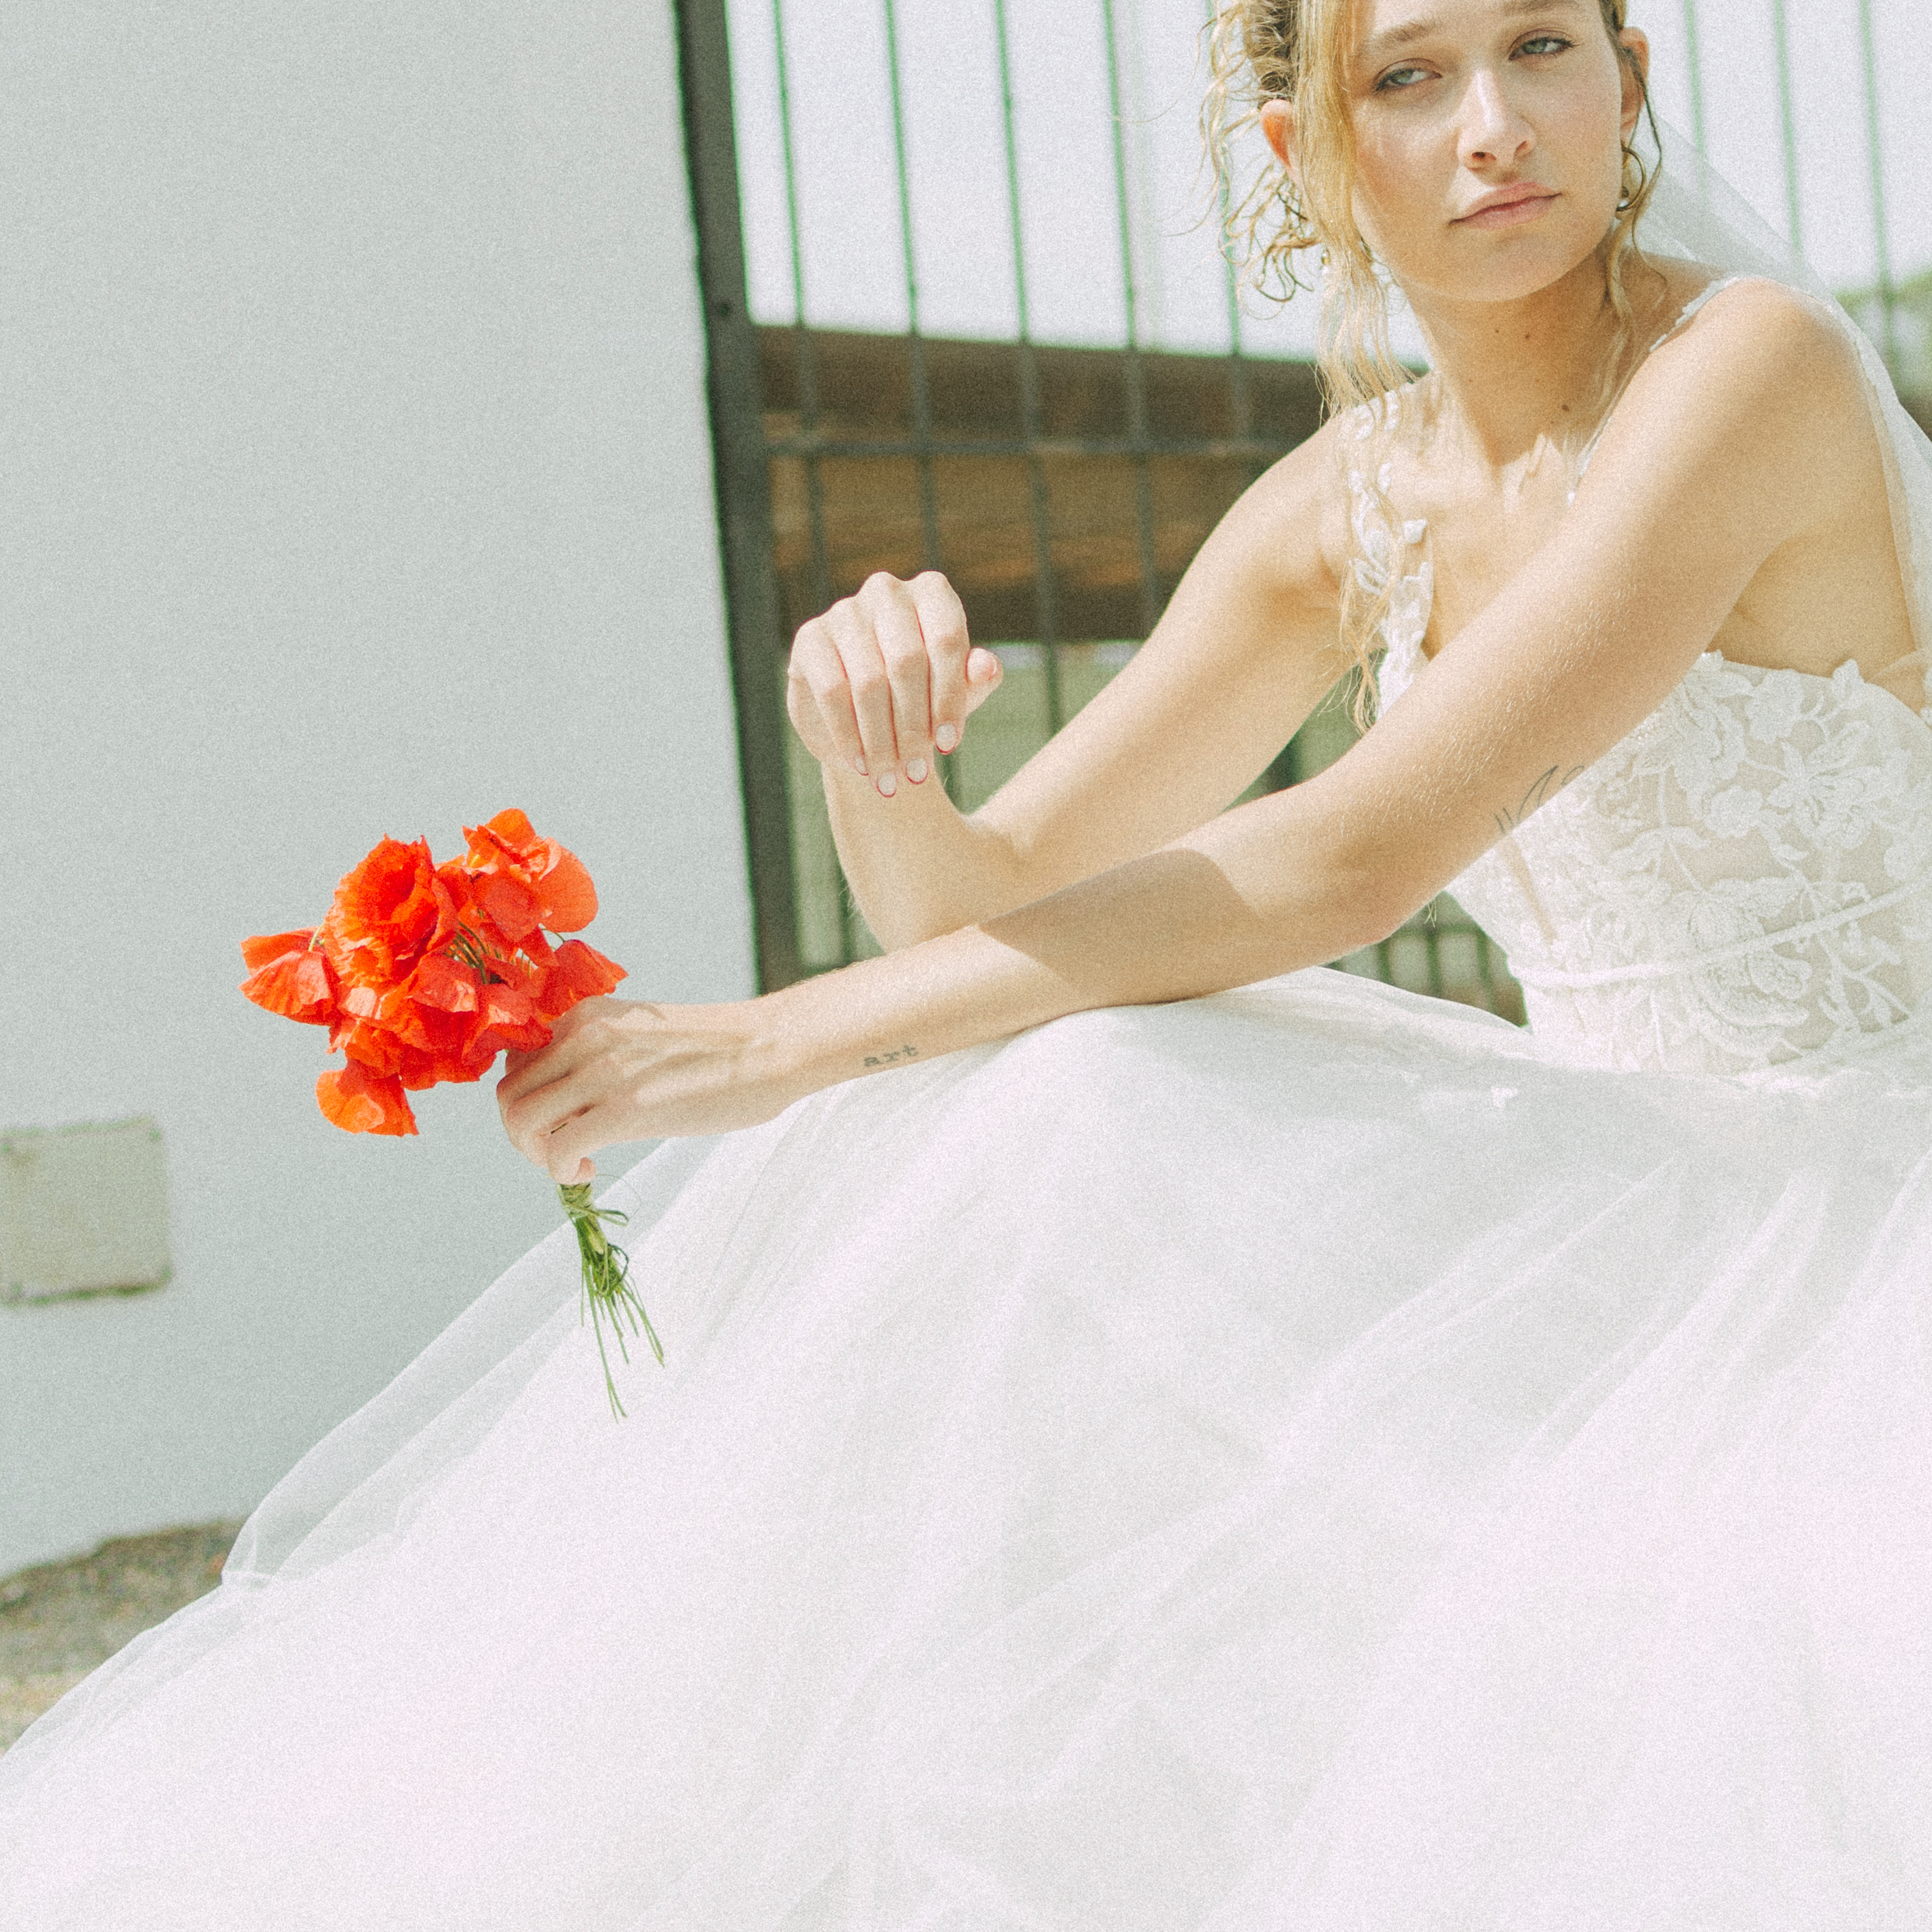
[1456,190,1558,230]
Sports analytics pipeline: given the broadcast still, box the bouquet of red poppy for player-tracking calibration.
[240,809,658,1416]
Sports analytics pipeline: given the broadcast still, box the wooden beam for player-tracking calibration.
[758,329,1325,644]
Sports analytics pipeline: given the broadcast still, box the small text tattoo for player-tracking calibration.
[1494,765,1587,837]
[863,1043,921,1069]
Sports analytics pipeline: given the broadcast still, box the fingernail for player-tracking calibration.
[853,756,868,777]
[935,723,959,752]
[906,758,928,783]
[877,772,897,798]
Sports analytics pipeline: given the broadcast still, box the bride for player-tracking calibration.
[7,0,1932,1924]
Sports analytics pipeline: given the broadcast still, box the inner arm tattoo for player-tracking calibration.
[861,1043,921,1071]
[1495,765,1586,837]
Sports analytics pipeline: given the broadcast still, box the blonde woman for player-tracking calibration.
[8,1,1932,1922]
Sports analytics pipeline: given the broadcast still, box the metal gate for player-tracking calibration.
[675,0,1922,1016]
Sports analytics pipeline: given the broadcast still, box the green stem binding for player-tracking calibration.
[557,1182,663,1419]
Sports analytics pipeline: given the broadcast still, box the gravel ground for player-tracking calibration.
[0,1521,242,1753]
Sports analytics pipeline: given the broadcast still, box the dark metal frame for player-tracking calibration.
[674,0,802,991]
[672,0,1523,1018]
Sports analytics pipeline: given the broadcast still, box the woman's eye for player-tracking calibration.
[1375,63,1432,92]
[1517,35,1572,57]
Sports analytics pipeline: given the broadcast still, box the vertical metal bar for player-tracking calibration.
[994,0,1066,738]
[770,0,831,629]
[1768,0,1803,257]
[880,0,950,822]
[1207,0,1290,793]
[1208,0,1254,456]
[1100,0,1162,640]
[882,0,943,579]
[672,0,802,991]
[768,0,847,965]
[1206,0,1250,419]
[1855,0,1900,372]
[1679,0,1707,155]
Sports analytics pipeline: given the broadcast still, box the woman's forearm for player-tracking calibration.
[822,759,1037,950]
[499,786,1384,1169]
[761,796,1380,1102]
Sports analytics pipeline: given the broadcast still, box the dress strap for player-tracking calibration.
[1571,275,1756,491]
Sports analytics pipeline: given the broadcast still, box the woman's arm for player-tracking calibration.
[500,281,1867,1182]
[498,790,1383,1182]
[790,429,1354,950]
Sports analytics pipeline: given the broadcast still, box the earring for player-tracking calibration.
[1616,139,1649,214]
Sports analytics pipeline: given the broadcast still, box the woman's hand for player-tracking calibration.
[496,996,800,1185]
[787,570,1004,798]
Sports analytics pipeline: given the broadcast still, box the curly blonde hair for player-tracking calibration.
[1204,0,1662,722]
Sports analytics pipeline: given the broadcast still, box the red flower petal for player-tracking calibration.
[457,811,600,935]
[316,1060,418,1135]
[240,943,335,1025]
[479,807,537,846]
[409,954,482,1015]
[531,851,598,934]
[320,837,445,988]
[331,1017,406,1077]
[476,874,541,944]
[472,981,552,1058]
[399,1044,492,1091]
[535,939,629,1021]
[240,928,316,971]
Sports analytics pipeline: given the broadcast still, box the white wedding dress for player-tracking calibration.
[7,147,1932,1931]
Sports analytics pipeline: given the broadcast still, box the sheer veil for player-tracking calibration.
[5,113,1932,1792]
[1639,118,1932,668]
[0,1133,740,1781]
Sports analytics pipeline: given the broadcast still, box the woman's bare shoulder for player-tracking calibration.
[1649,272,1871,422]
[1589,268,1879,522]
[1210,403,1407,612]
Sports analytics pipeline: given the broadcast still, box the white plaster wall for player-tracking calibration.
[0,0,754,1576]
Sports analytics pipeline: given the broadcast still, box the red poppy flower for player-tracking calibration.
[533,938,628,1022]
[453,809,598,945]
[328,1004,408,1078]
[244,810,652,1413]
[316,1058,418,1136]
[248,813,625,1134]
[320,837,461,991]
[239,929,335,1026]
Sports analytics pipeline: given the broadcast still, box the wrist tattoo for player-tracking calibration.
[862,1043,921,1070]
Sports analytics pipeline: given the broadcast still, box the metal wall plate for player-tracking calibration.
[0,1117,173,1306]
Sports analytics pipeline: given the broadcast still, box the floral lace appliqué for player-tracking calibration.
[1352,466,1932,1075]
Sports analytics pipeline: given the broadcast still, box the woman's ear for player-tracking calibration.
[1618,29,1651,138]
[1259,97,1297,175]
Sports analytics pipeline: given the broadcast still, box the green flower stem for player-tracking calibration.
[558,1181,663,1420]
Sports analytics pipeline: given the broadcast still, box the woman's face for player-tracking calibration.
[1273,0,1648,307]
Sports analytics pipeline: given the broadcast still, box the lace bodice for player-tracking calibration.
[1356,451,1932,1077]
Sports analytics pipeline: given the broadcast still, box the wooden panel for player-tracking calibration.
[759,328,1325,643]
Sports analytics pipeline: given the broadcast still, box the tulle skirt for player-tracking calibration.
[5,967,1931,1929]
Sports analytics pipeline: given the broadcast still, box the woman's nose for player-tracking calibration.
[1458,68,1534,167]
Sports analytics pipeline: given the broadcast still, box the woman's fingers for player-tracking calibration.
[496,1000,623,1177]
[911,572,971,766]
[859,572,933,789]
[501,1054,613,1183]
[828,594,904,787]
[787,570,998,796]
[963,646,1004,719]
[787,619,868,774]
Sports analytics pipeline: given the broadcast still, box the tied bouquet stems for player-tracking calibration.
[240,809,661,1418]
[560,1180,663,1395]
